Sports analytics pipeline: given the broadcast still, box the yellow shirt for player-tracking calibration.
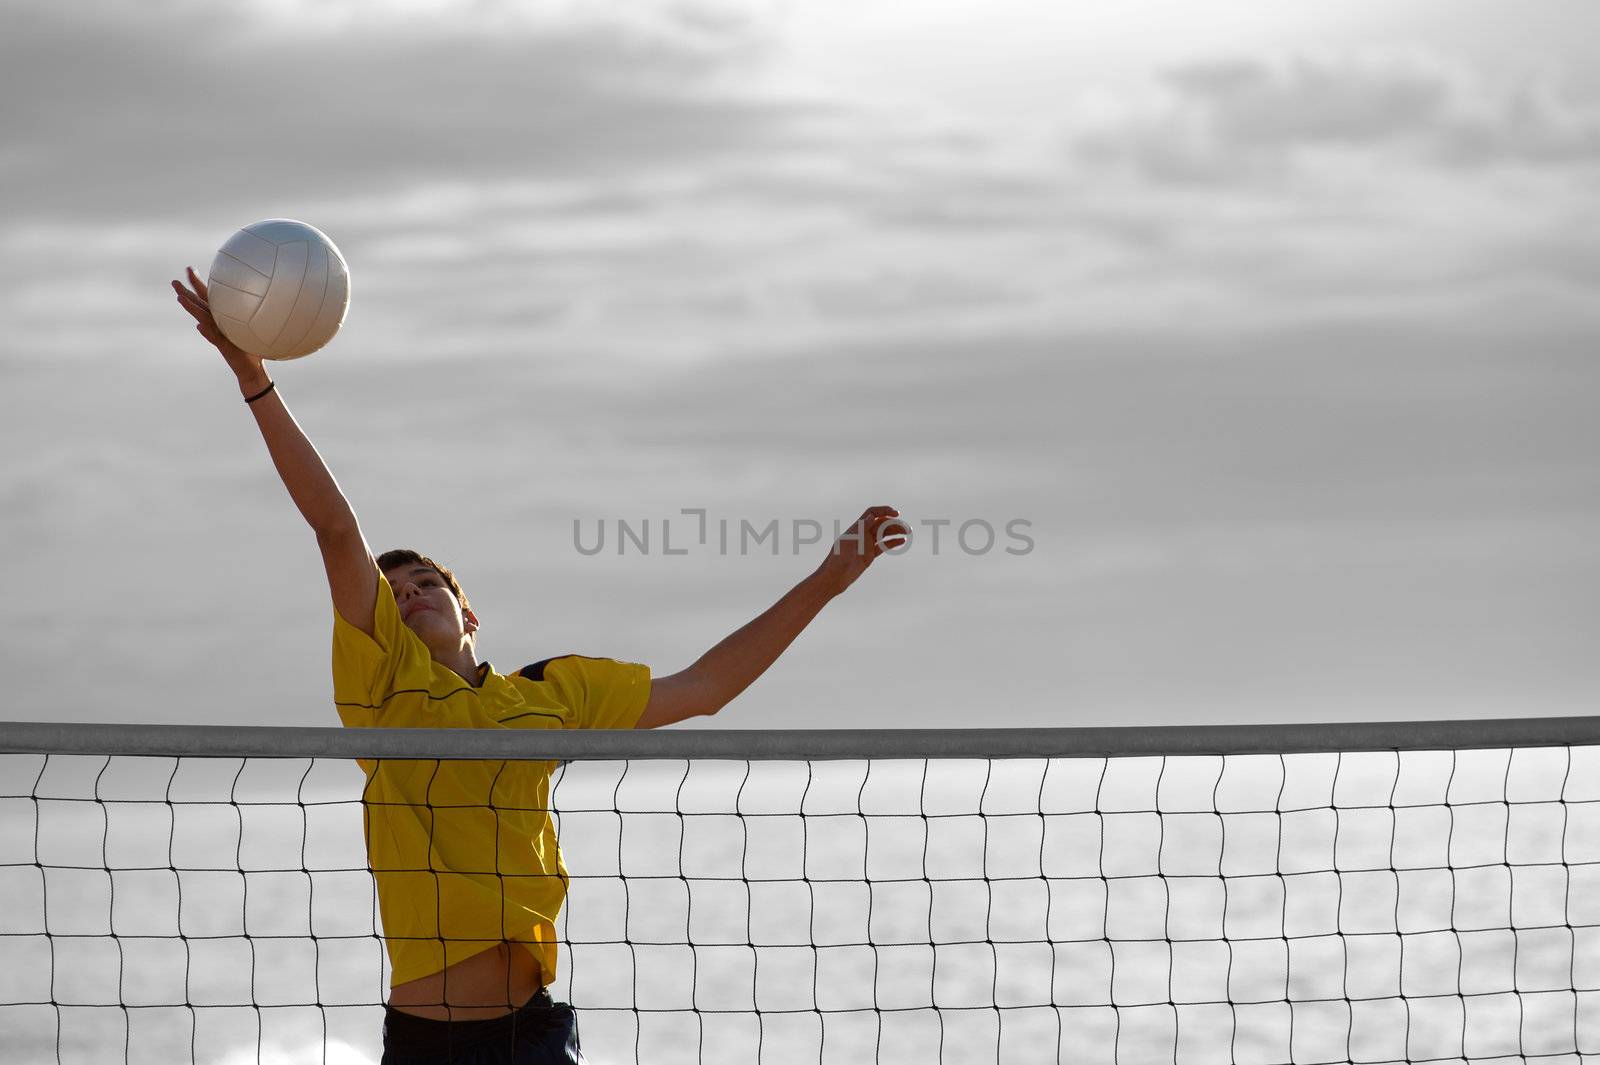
[331,566,650,987]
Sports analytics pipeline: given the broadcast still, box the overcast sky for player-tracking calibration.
[1,0,1596,730]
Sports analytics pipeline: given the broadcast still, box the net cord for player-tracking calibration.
[2,716,1598,761]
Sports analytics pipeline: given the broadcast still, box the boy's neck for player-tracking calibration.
[435,648,484,687]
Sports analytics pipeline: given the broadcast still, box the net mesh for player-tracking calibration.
[2,740,1598,1064]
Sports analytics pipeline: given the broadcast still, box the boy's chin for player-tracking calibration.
[405,619,452,643]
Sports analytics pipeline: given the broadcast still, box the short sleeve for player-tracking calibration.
[541,656,653,731]
[331,566,428,725]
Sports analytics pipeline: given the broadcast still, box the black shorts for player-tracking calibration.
[380,988,584,1065]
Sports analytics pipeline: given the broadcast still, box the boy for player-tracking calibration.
[173,267,903,1064]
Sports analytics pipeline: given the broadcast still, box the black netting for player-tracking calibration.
[1,744,1597,1064]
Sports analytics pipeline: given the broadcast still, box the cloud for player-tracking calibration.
[1073,52,1600,181]
[8,305,1591,731]
[9,7,1595,372]
[0,0,804,223]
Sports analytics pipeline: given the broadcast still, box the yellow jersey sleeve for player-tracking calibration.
[331,565,434,727]
[541,655,653,730]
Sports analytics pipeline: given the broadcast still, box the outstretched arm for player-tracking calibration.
[173,267,378,636]
[636,505,905,728]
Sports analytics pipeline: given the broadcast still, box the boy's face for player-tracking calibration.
[384,563,478,651]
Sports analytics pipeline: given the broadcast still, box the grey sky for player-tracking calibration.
[1,0,1596,729]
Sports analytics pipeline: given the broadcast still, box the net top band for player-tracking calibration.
[1,716,1597,760]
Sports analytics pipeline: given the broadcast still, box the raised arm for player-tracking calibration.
[173,266,378,636]
[636,505,906,728]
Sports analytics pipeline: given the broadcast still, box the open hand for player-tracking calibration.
[172,266,265,385]
[814,505,907,596]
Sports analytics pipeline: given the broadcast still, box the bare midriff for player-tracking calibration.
[387,943,545,1021]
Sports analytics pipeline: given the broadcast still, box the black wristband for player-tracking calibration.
[244,379,277,404]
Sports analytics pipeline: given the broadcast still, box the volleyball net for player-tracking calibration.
[2,717,1598,1065]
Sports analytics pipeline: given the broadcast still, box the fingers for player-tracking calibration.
[171,268,209,307]
[172,268,199,300]
[172,282,205,322]
[853,505,898,534]
[869,511,909,556]
[860,505,900,534]
[172,269,232,352]
[846,505,907,558]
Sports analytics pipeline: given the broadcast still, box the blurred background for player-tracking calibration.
[2,0,1597,728]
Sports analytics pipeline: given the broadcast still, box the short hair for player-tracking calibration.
[376,549,472,615]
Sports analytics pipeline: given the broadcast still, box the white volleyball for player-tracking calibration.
[206,219,350,360]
